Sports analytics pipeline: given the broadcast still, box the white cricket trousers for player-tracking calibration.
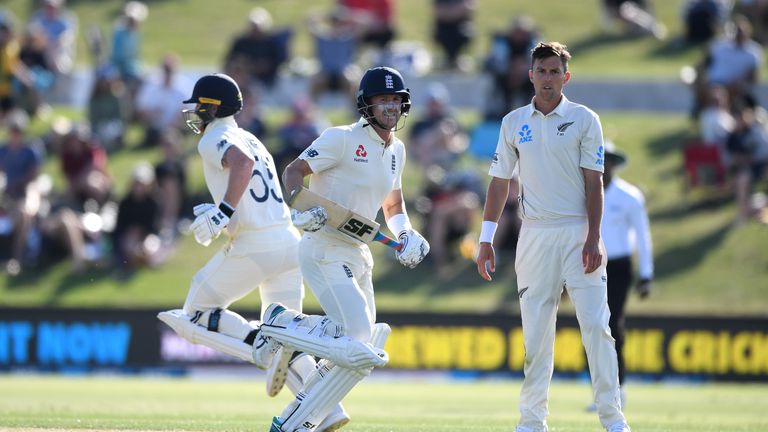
[298,231,376,343]
[515,221,626,431]
[183,225,304,319]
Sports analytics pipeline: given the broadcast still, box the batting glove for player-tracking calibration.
[190,203,230,246]
[396,229,430,268]
[291,207,327,232]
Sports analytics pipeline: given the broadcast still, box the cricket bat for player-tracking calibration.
[287,187,402,251]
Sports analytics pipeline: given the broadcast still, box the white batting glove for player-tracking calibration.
[291,207,327,232]
[396,229,430,268]
[190,203,230,246]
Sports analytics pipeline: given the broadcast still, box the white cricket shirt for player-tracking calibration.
[299,118,405,241]
[198,116,291,235]
[602,177,654,280]
[489,95,605,226]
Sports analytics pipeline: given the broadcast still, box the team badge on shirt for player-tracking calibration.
[556,121,574,135]
[354,144,368,163]
[518,124,533,143]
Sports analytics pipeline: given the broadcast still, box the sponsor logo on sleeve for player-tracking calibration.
[305,148,319,158]
[596,145,604,166]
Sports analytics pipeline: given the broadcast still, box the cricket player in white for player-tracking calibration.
[267,66,430,432]
[476,43,631,432]
[156,74,348,432]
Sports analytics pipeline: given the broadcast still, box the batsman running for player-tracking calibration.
[266,66,430,432]
[156,73,367,432]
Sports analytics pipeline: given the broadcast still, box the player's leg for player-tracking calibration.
[562,224,627,429]
[514,225,567,432]
[272,323,391,432]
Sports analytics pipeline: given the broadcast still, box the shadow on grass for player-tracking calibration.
[647,127,693,158]
[653,219,731,279]
[568,32,645,55]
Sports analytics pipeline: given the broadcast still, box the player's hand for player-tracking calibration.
[582,236,602,274]
[476,242,496,281]
[396,229,430,268]
[190,203,229,246]
[636,279,652,299]
[291,207,327,232]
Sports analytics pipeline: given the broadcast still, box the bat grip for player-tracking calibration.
[374,232,403,251]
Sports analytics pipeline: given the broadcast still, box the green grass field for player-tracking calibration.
[0,375,767,431]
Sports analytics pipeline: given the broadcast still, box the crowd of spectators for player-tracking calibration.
[1,0,767,281]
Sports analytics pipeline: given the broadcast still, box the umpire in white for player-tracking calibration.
[590,139,653,410]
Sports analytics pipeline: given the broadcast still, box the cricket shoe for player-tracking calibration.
[268,416,311,432]
[265,345,293,397]
[252,325,281,370]
[316,404,350,432]
[607,421,631,432]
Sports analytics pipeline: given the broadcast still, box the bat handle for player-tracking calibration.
[374,232,403,251]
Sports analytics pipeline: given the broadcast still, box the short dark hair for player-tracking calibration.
[531,41,572,71]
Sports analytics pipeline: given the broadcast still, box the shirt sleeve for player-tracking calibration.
[198,129,250,170]
[488,117,519,179]
[299,127,345,173]
[629,192,654,279]
[580,111,605,173]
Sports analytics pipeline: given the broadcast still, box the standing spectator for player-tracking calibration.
[0,17,31,119]
[433,0,476,71]
[111,162,160,279]
[88,64,128,152]
[0,111,43,275]
[475,42,631,432]
[682,0,731,45]
[693,15,764,116]
[484,16,539,118]
[27,0,77,77]
[223,8,291,91]
[134,54,185,148]
[306,8,362,103]
[110,1,148,100]
[18,23,55,116]
[274,97,327,177]
[586,140,654,412]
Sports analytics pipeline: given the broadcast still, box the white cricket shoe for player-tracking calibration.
[316,404,350,432]
[265,345,293,397]
[607,421,631,432]
[252,326,281,369]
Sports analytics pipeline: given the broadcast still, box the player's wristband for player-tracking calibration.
[218,201,235,218]
[386,213,412,237]
[479,221,498,244]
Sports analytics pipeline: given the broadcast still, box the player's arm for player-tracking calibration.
[221,145,255,208]
[476,176,510,281]
[582,167,604,274]
[282,158,314,195]
[282,158,328,232]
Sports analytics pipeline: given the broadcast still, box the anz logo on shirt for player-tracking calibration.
[518,124,533,144]
[596,145,604,166]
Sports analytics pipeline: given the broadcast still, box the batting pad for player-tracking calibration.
[260,304,388,370]
[158,309,259,365]
[278,323,391,432]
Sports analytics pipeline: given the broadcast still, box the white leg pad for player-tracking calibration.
[261,303,388,370]
[278,323,391,432]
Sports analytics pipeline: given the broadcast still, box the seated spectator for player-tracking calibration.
[110,1,148,100]
[274,97,327,176]
[134,54,185,148]
[339,0,396,51]
[223,7,291,90]
[111,163,161,280]
[726,105,768,225]
[153,129,187,241]
[484,15,539,118]
[58,123,113,209]
[734,0,768,44]
[88,64,128,152]
[306,8,362,103]
[682,0,731,45]
[410,82,468,170]
[0,17,32,120]
[599,0,667,39]
[433,0,476,71]
[235,84,269,139]
[693,15,764,117]
[18,23,55,116]
[27,0,77,77]
[0,111,44,275]
[37,205,88,274]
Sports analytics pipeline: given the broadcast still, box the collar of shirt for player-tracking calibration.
[525,94,570,118]
[205,116,238,134]
[356,116,392,147]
